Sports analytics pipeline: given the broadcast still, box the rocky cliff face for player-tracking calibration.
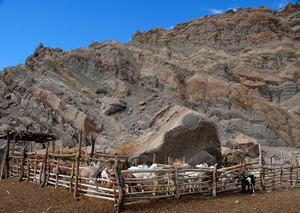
[1,3,300,155]
[125,2,300,147]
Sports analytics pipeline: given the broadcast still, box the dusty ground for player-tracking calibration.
[1,178,300,213]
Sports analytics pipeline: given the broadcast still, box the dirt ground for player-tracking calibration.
[1,178,300,213]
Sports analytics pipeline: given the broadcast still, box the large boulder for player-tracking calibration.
[128,105,222,166]
[221,147,245,166]
[100,96,127,115]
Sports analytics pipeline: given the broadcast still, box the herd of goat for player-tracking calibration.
[36,159,256,195]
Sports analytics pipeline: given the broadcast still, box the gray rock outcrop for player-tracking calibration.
[128,105,222,166]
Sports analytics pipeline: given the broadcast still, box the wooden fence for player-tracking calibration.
[6,152,300,212]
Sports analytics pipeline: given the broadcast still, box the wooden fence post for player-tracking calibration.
[295,159,298,185]
[90,133,95,159]
[153,154,156,165]
[60,138,63,155]
[212,164,217,197]
[33,161,37,183]
[26,159,30,182]
[38,163,43,185]
[115,153,124,213]
[70,163,75,193]
[40,142,49,188]
[46,160,51,186]
[173,164,179,199]
[18,144,27,182]
[259,144,265,191]
[280,154,283,187]
[1,131,12,180]
[290,159,293,186]
[55,160,60,189]
[271,158,275,188]
[74,130,82,198]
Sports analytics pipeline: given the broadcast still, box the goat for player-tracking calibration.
[122,173,144,193]
[96,166,105,179]
[100,168,113,186]
[78,161,102,180]
[238,175,256,193]
[106,171,144,194]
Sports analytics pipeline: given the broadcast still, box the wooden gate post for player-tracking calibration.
[55,160,60,189]
[70,163,75,193]
[26,159,30,182]
[115,153,124,213]
[173,164,179,199]
[212,164,217,197]
[1,131,12,180]
[74,130,82,198]
[295,159,298,185]
[40,142,49,188]
[290,159,293,186]
[90,133,95,159]
[18,144,27,182]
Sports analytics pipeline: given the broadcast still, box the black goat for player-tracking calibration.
[239,175,256,193]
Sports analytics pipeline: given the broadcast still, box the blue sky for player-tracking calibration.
[0,0,298,71]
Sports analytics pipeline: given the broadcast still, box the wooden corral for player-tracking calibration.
[1,131,300,213]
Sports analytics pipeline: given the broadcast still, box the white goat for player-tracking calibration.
[78,161,102,181]
[100,168,113,186]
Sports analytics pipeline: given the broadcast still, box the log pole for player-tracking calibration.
[173,164,179,199]
[33,161,37,183]
[38,163,42,185]
[18,144,27,182]
[115,153,124,213]
[290,159,293,186]
[60,139,63,155]
[2,131,12,179]
[40,142,49,188]
[74,130,82,198]
[153,154,156,165]
[90,133,95,159]
[12,133,16,156]
[46,163,50,186]
[212,164,217,197]
[26,159,30,182]
[70,163,74,193]
[55,161,60,189]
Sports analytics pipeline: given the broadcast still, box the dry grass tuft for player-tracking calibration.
[110,139,142,157]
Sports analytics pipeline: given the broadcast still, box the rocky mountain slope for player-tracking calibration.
[1,3,300,159]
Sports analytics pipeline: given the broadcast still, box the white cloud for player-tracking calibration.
[278,0,288,8]
[168,26,174,30]
[272,0,289,9]
[228,4,239,11]
[208,8,223,14]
